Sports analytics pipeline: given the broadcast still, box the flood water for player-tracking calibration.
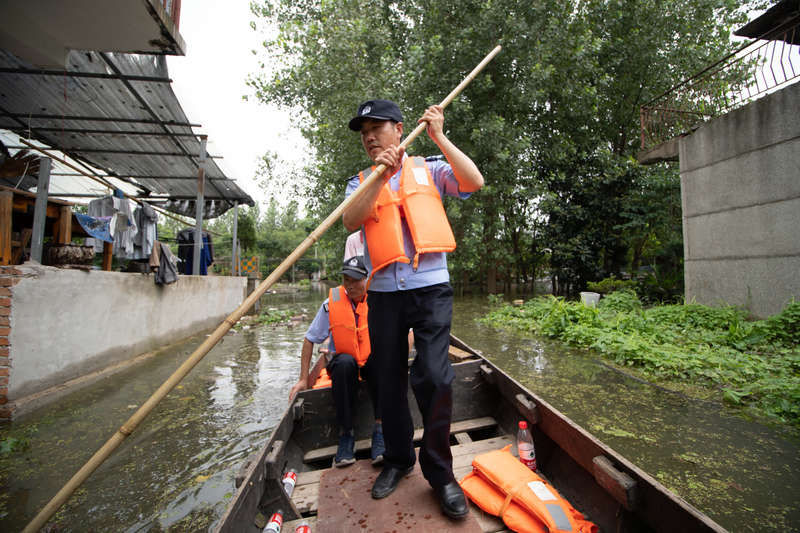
[1,287,798,532]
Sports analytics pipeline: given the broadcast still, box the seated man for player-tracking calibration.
[288,255,384,467]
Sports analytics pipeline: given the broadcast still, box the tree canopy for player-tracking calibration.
[246,0,750,296]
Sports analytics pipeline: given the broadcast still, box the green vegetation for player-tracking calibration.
[481,292,800,426]
[0,436,29,456]
[253,308,297,326]
[586,276,638,295]
[247,0,752,295]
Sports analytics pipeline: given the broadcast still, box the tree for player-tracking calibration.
[248,0,749,295]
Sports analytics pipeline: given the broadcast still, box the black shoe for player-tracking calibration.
[436,481,468,519]
[371,465,414,499]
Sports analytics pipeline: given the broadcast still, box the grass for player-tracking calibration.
[481,291,800,427]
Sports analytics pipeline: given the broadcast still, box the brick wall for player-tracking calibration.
[0,266,21,421]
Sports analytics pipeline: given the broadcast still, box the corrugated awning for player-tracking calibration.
[0,49,254,218]
[735,0,800,45]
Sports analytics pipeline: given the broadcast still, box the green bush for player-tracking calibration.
[587,276,638,294]
[756,300,800,345]
[598,289,642,313]
[487,294,505,307]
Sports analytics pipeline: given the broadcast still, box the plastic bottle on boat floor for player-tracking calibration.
[517,420,537,471]
[264,509,283,532]
[294,521,311,533]
[282,469,298,497]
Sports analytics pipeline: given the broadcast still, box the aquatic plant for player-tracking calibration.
[254,308,296,325]
[481,298,800,426]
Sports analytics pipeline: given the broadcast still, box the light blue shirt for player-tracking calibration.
[345,155,470,292]
[305,298,333,351]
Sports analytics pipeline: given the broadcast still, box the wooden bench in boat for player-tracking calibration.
[303,416,499,463]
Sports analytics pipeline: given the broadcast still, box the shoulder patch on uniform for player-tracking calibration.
[323,302,329,312]
[425,155,444,162]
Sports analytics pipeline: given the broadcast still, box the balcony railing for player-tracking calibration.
[640,18,799,152]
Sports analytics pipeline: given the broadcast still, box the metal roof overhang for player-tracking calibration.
[0,49,254,219]
[0,0,186,68]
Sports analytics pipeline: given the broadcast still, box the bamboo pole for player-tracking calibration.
[23,44,501,532]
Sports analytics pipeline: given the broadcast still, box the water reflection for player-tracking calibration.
[210,366,236,409]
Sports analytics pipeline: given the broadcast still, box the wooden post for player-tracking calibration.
[102,241,113,271]
[231,201,239,276]
[193,136,207,276]
[55,205,72,244]
[30,158,52,263]
[0,191,12,265]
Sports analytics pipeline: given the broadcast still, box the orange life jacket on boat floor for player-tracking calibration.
[312,367,332,389]
[460,444,598,533]
[359,156,456,273]
[327,285,370,367]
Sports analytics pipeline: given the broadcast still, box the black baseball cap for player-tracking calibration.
[341,255,368,280]
[348,99,403,131]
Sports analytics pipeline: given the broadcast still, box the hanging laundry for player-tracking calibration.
[132,201,157,259]
[86,191,138,258]
[176,228,214,275]
[149,240,178,285]
[74,213,113,243]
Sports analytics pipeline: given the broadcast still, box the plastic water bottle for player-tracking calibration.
[263,510,283,532]
[294,522,311,533]
[517,420,537,471]
[282,469,297,497]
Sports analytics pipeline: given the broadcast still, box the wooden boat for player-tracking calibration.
[216,335,727,532]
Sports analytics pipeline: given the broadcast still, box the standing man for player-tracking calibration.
[342,99,483,518]
[288,255,384,467]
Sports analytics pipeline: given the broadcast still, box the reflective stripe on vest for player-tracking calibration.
[459,445,598,533]
[358,156,456,273]
[327,286,370,367]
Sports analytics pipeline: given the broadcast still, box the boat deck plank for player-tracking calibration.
[303,416,499,463]
[316,460,484,532]
[292,432,514,527]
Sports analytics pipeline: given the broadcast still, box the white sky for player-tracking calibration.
[165,0,307,208]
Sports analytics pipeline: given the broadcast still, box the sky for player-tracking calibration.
[165,0,306,208]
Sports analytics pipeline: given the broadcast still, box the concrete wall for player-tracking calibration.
[2,264,247,416]
[679,82,800,318]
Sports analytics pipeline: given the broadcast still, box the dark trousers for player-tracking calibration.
[327,353,380,433]
[367,282,455,488]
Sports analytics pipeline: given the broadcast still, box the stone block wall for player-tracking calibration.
[679,82,800,318]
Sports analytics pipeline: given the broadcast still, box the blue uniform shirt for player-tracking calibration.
[345,155,470,292]
[305,298,333,351]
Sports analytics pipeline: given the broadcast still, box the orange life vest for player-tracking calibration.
[358,156,456,273]
[327,285,370,367]
[460,444,598,533]
[312,368,332,389]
